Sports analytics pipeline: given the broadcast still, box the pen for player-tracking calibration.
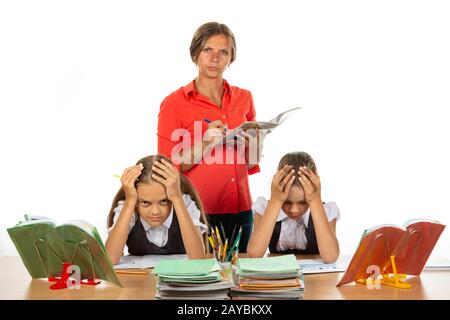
[203,118,228,133]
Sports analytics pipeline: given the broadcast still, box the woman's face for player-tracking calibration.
[196,33,231,79]
[136,181,172,227]
[282,185,309,220]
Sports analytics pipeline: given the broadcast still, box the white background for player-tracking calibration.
[1,0,449,259]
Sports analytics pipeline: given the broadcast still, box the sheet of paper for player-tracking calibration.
[298,255,351,274]
[297,254,450,274]
[424,255,450,269]
[114,254,187,269]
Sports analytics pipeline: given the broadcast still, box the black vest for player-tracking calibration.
[126,211,186,255]
[268,214,319,254]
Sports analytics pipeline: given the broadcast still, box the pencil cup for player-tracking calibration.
[219,262,232,281]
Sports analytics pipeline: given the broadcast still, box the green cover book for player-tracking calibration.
[237,254,300,274]
[153,258,217,276]
[7,215,122,287]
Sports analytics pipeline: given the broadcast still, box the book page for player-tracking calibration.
[24,214,55,222]
[403,218,441,228]
[61,219,96,236]
[268,107,302,125]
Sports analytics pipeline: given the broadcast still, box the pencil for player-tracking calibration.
[208,235,215,248]
[226,226,242,262]
[222,239,228,262]
[211,228,217,247]
[115,270,148,275]
[215,226,223,247]
[219,221,227,242]
[229,225,237,247]
[113,174,121,178]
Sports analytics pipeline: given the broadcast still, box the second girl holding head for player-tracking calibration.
[247,152,340,263]
[105,155,208,264]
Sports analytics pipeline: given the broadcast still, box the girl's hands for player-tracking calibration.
[298,166,322,205]
[270,165,296,203]
[151,159,183,202]
[121,163,144,202]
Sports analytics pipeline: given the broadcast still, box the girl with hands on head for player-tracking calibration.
[247,152,340,263]
[105,155,208,264]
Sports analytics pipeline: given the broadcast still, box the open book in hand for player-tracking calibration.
[7,214,122,287]
[204,107,301,154]
[337,219,445,287]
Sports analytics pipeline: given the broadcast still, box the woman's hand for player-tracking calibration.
[204,120,227,146]
[270,165,296,204]
[298,166,322,205]
[235,128,266,166]
[151,159,183,202]
[121,164,143,202]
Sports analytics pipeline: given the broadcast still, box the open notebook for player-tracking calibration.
[204,107,301,154]
[337,219,445,286]
[7,214,121,287]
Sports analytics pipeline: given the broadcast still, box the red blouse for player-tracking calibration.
[157,79,260,214]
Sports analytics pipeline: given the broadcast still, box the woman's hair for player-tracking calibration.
[107,155,208,241]
[277,151,318,187]
[190,22,237,64]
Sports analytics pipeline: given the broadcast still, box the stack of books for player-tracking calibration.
[230,255,304,300]
[152,258,234,300]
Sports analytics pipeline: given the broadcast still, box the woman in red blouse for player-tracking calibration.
[157,22,263,253]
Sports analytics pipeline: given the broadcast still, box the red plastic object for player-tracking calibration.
[48,262,100,290]
[48,262,71,290]
[81,279,101,285]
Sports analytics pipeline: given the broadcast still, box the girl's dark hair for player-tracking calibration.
[277,151,317,187]
[190,22,237,64]
[107,155,209,250]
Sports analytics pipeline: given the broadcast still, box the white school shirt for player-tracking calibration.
[252,197,340,251]
[108,194,207,248]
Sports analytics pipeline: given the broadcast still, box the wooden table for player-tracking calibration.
[1,256,449,300]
